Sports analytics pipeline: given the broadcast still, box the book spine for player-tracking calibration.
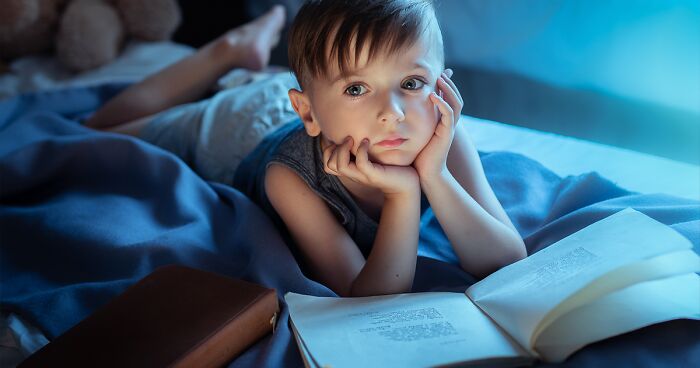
[171,291,280,368]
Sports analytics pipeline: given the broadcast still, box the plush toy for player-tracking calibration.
[0,0,181,72]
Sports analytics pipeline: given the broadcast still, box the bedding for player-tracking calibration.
[0,82,699,368]
[0,41,194,99]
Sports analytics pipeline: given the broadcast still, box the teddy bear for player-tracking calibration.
[0,0,182,72]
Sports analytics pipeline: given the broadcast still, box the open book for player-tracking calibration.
[285,208,700,367]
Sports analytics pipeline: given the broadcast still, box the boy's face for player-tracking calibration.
[292,28,444,166]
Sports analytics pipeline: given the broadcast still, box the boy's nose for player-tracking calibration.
[376,92,405,124]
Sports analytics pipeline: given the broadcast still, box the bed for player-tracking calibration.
[1,41,698,367]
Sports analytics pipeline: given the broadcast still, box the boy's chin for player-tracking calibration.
[370,152,417,167]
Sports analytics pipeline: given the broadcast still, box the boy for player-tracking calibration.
[87,0,526,297]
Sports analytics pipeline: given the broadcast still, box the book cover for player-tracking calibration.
[20,265,279,368]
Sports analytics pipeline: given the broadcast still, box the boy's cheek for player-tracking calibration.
[418,94,440,122]
[409,100,440,128]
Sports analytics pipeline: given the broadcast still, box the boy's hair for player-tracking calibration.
[288,0,442,89]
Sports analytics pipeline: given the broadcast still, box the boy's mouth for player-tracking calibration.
[376,138,408,148]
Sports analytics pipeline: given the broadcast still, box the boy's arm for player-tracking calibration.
[350,187,420,296]
[265,164,419,297]
[415,70,525,279]
[424,124,526,279]
[447,123,519,234]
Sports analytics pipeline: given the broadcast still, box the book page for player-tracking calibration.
[289,321,318,368]
[464,208,694,351]
[285,292,531,368]
[535,273,700,362]
[532,249,699,342]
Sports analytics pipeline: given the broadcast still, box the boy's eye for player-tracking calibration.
[345,84,367,96]
[402,78,425,90]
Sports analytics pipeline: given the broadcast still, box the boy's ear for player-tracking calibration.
[288,88,321,137]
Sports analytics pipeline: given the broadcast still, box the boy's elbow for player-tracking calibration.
[475,234,527,279]
[509,235,528,262]
[348,277,412,297]
[501,233,527,266]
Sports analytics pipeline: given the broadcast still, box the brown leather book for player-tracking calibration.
[19,265,279,368]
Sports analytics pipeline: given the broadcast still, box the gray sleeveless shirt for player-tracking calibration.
[268,125,379,257]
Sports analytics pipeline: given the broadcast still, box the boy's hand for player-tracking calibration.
[413,69,463,182]
[323,137,420,197]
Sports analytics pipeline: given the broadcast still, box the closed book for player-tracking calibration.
[20,265,279,368]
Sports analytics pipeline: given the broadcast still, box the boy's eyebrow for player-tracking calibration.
[411,61,432,72]
[330,61,434,85]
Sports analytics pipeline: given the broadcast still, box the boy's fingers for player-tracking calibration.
[437,79,462,121]
[441,73,463,106]
[336,137,353,173]
[337,138,366,181]
[430,92,454,127]
[322,144,334,173]
[341,162,364,183]
[354,139,374,175]
[439,75,462,107]
[324,145,340,175]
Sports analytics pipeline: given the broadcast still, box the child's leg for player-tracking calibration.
[85,5,285,134]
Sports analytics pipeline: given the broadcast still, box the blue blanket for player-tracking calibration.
[1,84,699,367]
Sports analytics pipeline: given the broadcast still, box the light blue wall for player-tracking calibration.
[437,0,700,114]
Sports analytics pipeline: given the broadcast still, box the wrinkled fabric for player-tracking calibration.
[140,73,299,185]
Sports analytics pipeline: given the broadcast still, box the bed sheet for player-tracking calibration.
[467,117,699,201]
[0,83,698,367]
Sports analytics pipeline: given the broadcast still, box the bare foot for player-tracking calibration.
[217,5,286,71]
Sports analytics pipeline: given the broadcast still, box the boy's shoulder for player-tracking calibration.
[275,121,311,150]
[264,123,355,222]
[268,123,324,188]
